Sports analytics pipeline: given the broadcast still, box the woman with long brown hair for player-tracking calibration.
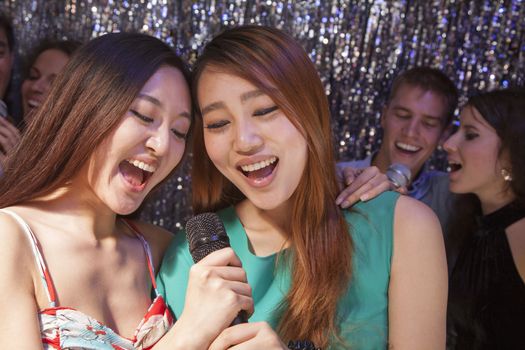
[0,32,254,349]
[444,89,525,349]
[158,25,448,349]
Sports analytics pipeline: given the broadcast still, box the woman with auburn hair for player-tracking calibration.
[158,25,448,349]
[444,89,525,349]
[0,32,255,349]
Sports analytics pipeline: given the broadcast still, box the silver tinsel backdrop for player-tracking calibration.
[2,0,524,232]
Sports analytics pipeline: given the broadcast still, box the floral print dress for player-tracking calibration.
[2,209,174,349]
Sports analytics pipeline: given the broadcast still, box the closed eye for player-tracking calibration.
[204,120,230,129]
[130,109,153,123]
[254,106,278,117]
[172,128,187,140]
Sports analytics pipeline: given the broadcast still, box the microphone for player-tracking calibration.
[185,212,248,325]
[386,163,411,188]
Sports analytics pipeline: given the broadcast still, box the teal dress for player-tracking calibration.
[157,191,399,349]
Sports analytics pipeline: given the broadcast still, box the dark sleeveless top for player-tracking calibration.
[446,202,525,350]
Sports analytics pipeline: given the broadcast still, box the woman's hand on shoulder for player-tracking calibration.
[388,196,448,349]
[335,165,407,208]
[0,211,44,348]
[209,322,287,350]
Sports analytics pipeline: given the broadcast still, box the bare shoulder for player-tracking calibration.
[0,208,37,292]
[393,195,443,242]
[390,194,447,285]
[395,195,441,227]
[127,219,175,268]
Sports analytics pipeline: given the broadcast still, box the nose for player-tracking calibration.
[233,118,263,154]
[403,119,420,138]
[442,132,458,154]
[145,125,171,156]
[32,77,48,93]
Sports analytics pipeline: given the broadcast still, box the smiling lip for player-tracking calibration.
[119,158,157,193]
[394,141,421,154]
[236,156,278,188]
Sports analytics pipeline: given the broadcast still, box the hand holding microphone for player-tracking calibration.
[386,163,411,189]
[176,213,253,348]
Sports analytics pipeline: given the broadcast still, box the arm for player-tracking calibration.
[0,213,44,348]
[388,196,448,349]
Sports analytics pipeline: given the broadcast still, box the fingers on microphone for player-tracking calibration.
[197,247,243,267]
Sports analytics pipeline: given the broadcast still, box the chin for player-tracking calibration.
[109,200,142,216]
[448,183,468,195]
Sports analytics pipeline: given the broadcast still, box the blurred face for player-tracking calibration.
[21,48,70,118]
[375,84,449,177]
[85,66,191,215]
[0,27,13,99]
[443,106,508,199]
[198,69,308,211]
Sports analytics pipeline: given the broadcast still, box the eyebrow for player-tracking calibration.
[201,89,265,116]
[137,93,191,120]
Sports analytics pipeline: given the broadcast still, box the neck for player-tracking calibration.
[477,187,516,215]
[30,185,119,241]
[235,199,290,256]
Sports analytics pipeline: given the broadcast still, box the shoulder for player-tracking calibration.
[390,195,446,275]
[126,219,176,269]
[344,192,400,263]
[346,191,400,228]
[394,195,442,236]
[0,209,38,292]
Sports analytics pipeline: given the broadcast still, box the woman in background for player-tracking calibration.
[21,39,80,120]
[444,89,525,349]
[158,25,448,350]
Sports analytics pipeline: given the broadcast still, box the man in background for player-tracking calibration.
[340,67,458,234]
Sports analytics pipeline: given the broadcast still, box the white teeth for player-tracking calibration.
[28,100,40,108]
[395,142,421,152]
[127,159,156,173]
[241,156,277,172]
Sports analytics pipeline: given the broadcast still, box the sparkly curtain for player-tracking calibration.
[2,0,523,231]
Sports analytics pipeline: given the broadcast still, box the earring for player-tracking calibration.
[501,168,513,182]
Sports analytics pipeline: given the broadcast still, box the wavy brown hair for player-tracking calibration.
[191,25,353,348]
[0,32,191,207]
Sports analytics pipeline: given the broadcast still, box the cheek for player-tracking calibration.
[169,142,186,169]
[422,130,442,147]
[203,135,227,166]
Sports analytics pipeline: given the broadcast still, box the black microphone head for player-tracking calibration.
[386,163,411,188]
[186,212,231,263]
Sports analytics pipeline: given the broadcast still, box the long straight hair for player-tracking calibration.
[191,25,353,348]
[447,88,525,259]
[0,32,191,207]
